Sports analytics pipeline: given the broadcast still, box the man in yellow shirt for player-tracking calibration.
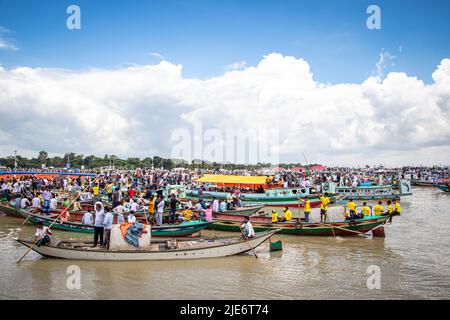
[387,200,394,222]
[361,202,371,218]
[374,201,384,216]
[92,184,100,202]
[282,207,293,221]
[179,207,193,222]
[106,183,113,202]
[347,199,357,220]
[146,195,156,223]
[302,198,311,222]
[393,200,401,216]
[271,210,279,223]
[320,194,330,223]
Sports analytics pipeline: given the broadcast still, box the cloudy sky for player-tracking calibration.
[0,0,449,166]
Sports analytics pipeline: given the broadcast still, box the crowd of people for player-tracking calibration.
[1,165,447,247]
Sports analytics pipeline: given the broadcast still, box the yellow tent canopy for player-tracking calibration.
[194,174,272,187]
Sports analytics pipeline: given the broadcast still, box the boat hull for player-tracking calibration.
[184,190,324,208]
[0,201,23,218]
[436,185,450,192]
[209,216,389,237]
[17,231,275,261]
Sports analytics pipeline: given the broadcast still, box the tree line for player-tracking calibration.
[0,151,314,171]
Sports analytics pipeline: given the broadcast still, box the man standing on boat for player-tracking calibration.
[41,187,52,215]
[103,209,114,249]
[240,216,255,239]
[155,195,165,225]
[169,194,180,225]
[93,202,105,247]
[319,194,330,223]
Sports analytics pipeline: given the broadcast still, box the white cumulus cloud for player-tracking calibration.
[0,53,449,166]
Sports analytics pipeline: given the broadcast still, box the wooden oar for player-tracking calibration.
[240,227,258,259]
[332,225,373,238]
[19,210,33,228]
[325,212,343,241]
[17,175,101,264]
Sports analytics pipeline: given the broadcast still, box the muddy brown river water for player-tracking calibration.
[1,187,449,299]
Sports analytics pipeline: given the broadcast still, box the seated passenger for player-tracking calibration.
[361,202,372,218]
[373,201,384,216]
[179,206,193,222]
[282,207,293,221]
[271,210,279,223]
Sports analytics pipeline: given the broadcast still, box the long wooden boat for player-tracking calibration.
[411,180,436,187]
[436,184,450,192]
[328,183,412,202]
[18,209,213,237]
[0,201,23,218]
[209,215,389,237]
[17,230,276,261]
[183,190,324,208]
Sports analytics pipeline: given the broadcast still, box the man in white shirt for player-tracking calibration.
[20,197,30,209]
[212,197,219,213]
[127,211,137,223]
[50,197,58,211]
[156,195,165,225]
[240,216,255,238]
[35,222,52,246]
[103,209,114,249]
[31,195,41,208]
[81,210,94,225]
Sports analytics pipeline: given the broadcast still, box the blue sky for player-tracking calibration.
[1,0,449,83]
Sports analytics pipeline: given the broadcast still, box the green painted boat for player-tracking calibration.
[0,201,23,218]
[209,215,389,237]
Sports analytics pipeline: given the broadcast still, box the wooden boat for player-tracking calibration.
[0,201,23,218]
[325,181,412,202]
[183,189,325,208]
[16,230,276,261]
[207,205,264,218]
[436,184,450,192]
[411,180,436,187]
[209,215,389,237]
[17,209,213,237]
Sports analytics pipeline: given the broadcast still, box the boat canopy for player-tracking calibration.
[194,174,274,188]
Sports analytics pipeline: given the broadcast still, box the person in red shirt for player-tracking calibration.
[128,187,136,198]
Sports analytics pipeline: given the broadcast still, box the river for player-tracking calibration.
[1,187,449,300]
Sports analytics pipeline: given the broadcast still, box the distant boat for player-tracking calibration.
[436,184,450,192]
[411,180,436,187]
[17,230,276,261]
[323,180,412,202]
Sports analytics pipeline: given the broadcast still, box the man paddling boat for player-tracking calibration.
[35,222,52,247]
[240,216,255,239]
